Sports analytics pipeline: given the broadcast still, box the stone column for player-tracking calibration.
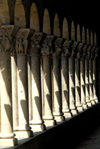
[61,40,72,118]
[52,38,65,122]
[0,25,17,146]
[29,32,45,131]
[84,45,92,107]
[88,46,95,105]
[75,43,83,112]
[93,47,99,103]
[69,41,78,115]
[15,29,33,138]
[41,35,55,126]
[80,45,88,109]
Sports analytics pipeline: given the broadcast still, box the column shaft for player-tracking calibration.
[30,51,45,131]
[85,59,92,107]
[80,58,88,109]
[69,58,77,115]
[93,59,98,103]
[89,60,95,105]
[15,55,33,138]
[11,55,18,131]
[0,53,17,146]
[42,56,55,126]
[61,56,71,118]
[75,58,83,112]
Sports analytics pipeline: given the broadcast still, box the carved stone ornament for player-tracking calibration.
[90,46,96,59]
[0,25,18,53]
[86,45,92,59]
[31,32,45,48]
[62,40,73,57]
[76,43,84,59]
[15,29,33,54]
[53,38,64,56]
[95,47,99,59]
[82,44,88,59]
[70,41,78,58]
[41,35,55,56]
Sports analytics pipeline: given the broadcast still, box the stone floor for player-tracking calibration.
[74,120,100,149]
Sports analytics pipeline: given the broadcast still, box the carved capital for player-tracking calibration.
[81,44,88,59]
[15,29,33,54]
[62,40,73,57]
[31,32,45,48]
[86,45,92,59]
[53,38,64,56]
[0,25,18,53]
[94,47,99,59]
[70,41,78,58]
[41,35,56,56]
[90,46,96,59]
[76,43,84,59]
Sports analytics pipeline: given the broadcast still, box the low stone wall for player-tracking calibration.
[13,103,100,149]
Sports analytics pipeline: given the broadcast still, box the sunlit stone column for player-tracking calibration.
[15,29,33,138]
[0,25,17,146]
[89,46,96,105]
[88,46,95,105]
[69,41,78,115]
[93,47,99,103]
[80,45,88,109]
[29,32,45,131]
[84,45,92,107]
[61,40,72,118]
[52,38,65,122]
[41,35,55,126]
[75,43,83,112]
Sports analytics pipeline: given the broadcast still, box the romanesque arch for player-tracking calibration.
[94,32,97,46]
[86,28,90,44]
[90,31,93,45]
[43,9,51,34]
[0,0,9,24]
[14,0,26,28]
[54,13,60,37]
[30,3,39,31]
[62,18,69,39]
[77,23,81,42]
[82,26,86,43]
[71,21,75,40]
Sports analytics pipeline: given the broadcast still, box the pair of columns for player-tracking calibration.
[0,25,98,147]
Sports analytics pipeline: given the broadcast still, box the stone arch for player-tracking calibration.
[14,0,26,28]
[54,13,60,37]
[90,30,93,45]
[43,9,51,34]
[77,23,81,42]
[62,18,69,39]
[86,28,90,44]
[30,3,39,31]
[82,26,86,43]
[71,21,75,40]
[0,0,10,24]
[94,32,97,46]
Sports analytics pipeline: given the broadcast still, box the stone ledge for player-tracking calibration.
[1,103,100,149]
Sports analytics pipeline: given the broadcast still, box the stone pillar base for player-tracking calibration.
[0,138,18,147]
[71,109,78,116]
[87,101,92,107]
[94,97,98,103]
[91,100,96,105]
[76,106,83,113]
[44,119,56,127]
[30,124,45,132]
[63,112,72,119]
[82,104,88,110]
[15,130,33,138]
[54,115,65,122]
